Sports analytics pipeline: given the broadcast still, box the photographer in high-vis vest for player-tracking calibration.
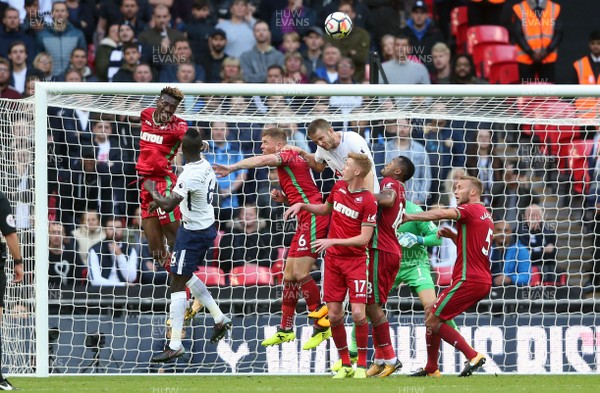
[468,0,506,27]
[571,31,600,119]
[511,0,563,83]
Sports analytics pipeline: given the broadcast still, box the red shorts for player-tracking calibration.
[432,280,491,320]
[140,175,182,226]
[323,252,368,304]
[287,211,330,259]
[367,249,401,305]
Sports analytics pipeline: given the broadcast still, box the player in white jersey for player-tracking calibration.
[298,118,379,193]
[144,129,231,363]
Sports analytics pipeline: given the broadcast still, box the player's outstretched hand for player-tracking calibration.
[13,263,24,284]
[212,164,232,178]
[398,232,420,248]
[148,201,159,213]
[437,227,457,240]
[283,203,303,221]
[144,180,157,193]
[313,238,334,253]
[280,145,303,154]
[270,189,286,203]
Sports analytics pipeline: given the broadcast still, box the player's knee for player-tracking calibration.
[329,315,344,327]
[351,309,366,323]
[371,313,387,327]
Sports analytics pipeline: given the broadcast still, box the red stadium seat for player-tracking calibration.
[434,265,453,287]
[270,248,287,285]
[568,140,594,194]
[211,230,225,266]
[451,6,469,54]
[483,44,516,79]
[230,264,274,286]
[194,266,226,286]
[488,62,520,84]
[466,26,510,77]
[530,266,542,286]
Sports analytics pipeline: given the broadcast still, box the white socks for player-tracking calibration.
[168,291,187,351]
[186,274,224,324]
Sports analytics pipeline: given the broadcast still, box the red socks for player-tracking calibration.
[280,280,299,330]
[425,327,442,372]
[355,318,369,368]
[372,321,395,361]
[297,275,321,311]
[331,318,351,366]
[438,323,477,361]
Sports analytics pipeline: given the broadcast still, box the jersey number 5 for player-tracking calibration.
[482,228,493,256]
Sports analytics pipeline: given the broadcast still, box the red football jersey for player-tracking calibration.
[453,203,494,284]
[135,108,188,178]
[326,180,377,257]
[277,150,322,205]
[370,177,405,257]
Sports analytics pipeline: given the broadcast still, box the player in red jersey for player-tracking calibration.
[285,153,377,379]
[364,156,415,378]
[403,175,493,377]
[212,127,331,349]
[136,86,187,268]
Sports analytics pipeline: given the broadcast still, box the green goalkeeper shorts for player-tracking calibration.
[392,264,435,294]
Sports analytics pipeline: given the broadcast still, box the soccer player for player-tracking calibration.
[145,129,232,362]
[292,118,379,193]
[403,175,493,377]
[212,127,332,350]
[285,153,377,379]
[0,191,24,390]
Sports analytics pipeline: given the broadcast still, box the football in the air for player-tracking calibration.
[324,12,353,39]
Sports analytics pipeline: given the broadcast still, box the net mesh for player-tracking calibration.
[2,90,599,374]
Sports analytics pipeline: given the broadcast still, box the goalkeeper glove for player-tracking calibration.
[398,232,423,248]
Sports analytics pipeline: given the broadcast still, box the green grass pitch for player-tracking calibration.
[10,375,600,393]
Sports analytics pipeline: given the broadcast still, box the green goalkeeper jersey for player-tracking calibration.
[397,201,442,269]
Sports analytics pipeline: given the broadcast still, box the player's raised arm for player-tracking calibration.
[144,180,184,213]
[376,188,397,208]
[404,208,459,223]
[213,154,281,177]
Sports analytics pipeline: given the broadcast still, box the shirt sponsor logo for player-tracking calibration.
[333,201,359,219]
[141,132,164,144]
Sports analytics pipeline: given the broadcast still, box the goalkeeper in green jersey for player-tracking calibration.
[332,201,458,377]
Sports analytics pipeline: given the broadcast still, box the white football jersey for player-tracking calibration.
[173,159,216,230]
[314,131,380,193]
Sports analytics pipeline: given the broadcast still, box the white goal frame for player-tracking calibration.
[32,82,600,377]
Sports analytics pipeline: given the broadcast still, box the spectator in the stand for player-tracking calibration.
[301,26,324,76]
[88,217,138,287]
[281,31,301,56]
[430,42,452,84]
[330,57,362,118]
[0,7,36,61]
[21,0,46,39]
[380,34,396,62]
[32,52,55,81]
[364,0,400,47]
[216,0,256,59]
[517,204,561,285]
[325,1,370,83]
[440,168,467,208]
[511,0,563,83]
[217,204,275,273]
[64,68,84,83]
[283,52,308,83]
[239,20,284,84]
[203,122,247,223]
[158,38,206,83]
[570,30,600,118]
[0,58,20,99]
[185,0,217,62]
[252,65,284,113]
[220,57,244,83]
[277,115,311,152]
[94,24,120,82]
[269,0,317,49]
[491,220,532,287]
[319,0,370,30]
[72,209,105,265]
[97,0,149,41]
[450,54,486,84]
[133,63,154,83]
[48,221,83,290]
[35,1,86,77]
[381,35,430,84]
[65,0,95,44]
[57,47,96,82]
[8,41,41,94]
[468,0,506,26]
[202,29,228,83]
[138,5,184,51]
[112,43,140,82]
[21,75,39,98]
[465,128,503,206]
[311,43,340,83]
[491,164,537,225]
[138,230,169,285]
[384,118,431,206]
[400,1,445,72]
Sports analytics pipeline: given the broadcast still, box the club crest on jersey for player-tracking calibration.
[355,196,363,203]
[333,201,359,219]
[140,131,164,144]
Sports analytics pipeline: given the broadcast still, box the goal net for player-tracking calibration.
[4,83,600,376]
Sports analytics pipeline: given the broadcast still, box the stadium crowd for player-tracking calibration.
[0,0,598,295]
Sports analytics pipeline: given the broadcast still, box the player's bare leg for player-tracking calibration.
[366,304,402,378]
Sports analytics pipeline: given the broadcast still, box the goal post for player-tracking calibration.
[13,82,600,376]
